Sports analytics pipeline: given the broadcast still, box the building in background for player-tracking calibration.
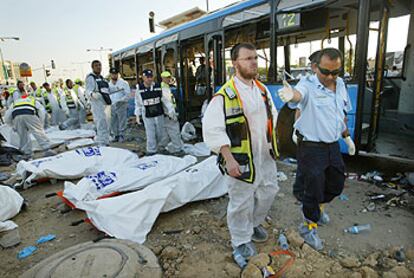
[0,59,21,85]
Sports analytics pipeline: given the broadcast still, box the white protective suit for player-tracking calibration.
[202,76,279,247]
[6,89,24,108]
[59,88,84,130]
[85,73,111,145]
[75,85,88,124]
[109,78,130,140]
[55,87,67,124]
[134,83,170,154]
[43,90,61,126]
[4,99,50,156]
[160,83,184,153]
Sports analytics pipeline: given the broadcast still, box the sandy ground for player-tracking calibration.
[1,128,414,277]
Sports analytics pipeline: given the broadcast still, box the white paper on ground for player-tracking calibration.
[183,142,211,157]
[15,146,140,187]
[0,221,18,232]
[63,155,197,207]
[0,185,24,232]
[79,156,226,244]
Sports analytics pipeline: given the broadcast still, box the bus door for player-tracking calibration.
[179,37,206,122]
[205,32,224,98]
[160,43,184,122]
[366,2,390,151]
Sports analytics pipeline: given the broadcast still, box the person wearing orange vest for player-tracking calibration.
[4,87,56,159]
[202,43,279,266]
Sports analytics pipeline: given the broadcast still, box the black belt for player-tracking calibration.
[296,131,338,147]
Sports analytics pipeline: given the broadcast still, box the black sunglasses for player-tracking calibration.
[317,64,341,76]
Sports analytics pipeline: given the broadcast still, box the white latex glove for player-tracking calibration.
[278,80,294,102]
[344,136,356,155]
[136,115,141,125]
[91,92,100,100]
[169,112,177,122]
[292,128,298,145]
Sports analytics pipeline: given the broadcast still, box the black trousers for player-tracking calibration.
[297,141,345,223]
[293,162,305,202]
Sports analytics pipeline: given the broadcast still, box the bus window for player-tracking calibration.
[224,18,271,82]
[163,49,176,78]
[121,58,137,87]
[137,51,155,81]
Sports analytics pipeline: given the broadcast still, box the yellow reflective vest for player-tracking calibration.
[12,96,37,118]
[215,77,279,184]
[64,88,76,109]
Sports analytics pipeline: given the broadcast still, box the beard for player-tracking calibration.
[237,65,257,80]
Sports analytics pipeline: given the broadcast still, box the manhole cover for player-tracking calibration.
[21,239,162,278]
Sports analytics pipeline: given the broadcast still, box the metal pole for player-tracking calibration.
[339,36,345,77]
[43,64,47,83]
[367,1,389,151]
[268,0,281,82]
[353,0,371,152]
[206,0,209,12]
[0,47,8,84]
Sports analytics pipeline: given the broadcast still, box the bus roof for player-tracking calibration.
[112,0,266,57]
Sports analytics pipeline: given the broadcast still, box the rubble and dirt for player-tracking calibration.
[0,129,413,277]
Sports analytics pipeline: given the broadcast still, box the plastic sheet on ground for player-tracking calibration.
[77,156,226,244]
[0,185,24,232]
[66,138,95,150]
[0,125,96,151]
[183,142,211,157]
[15,146,140,188]
[62,155,197,207]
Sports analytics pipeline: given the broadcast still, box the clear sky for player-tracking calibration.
[0,0,410,84]
[0,0,238,83]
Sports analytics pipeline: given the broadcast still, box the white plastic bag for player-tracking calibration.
[0,185,24,231]
[63,155,197,207]
[80,156,226,244]
[183,142,211,157]
[181,122,197,142]
[16,146,140,188]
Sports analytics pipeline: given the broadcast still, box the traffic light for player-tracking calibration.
[149,11,155,33]
[45,69,51,77]
[51,60,56,69]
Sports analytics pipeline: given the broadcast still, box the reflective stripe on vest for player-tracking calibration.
[42,91,52,112]
[65,89,76,109]
[215,77,279,184]
[12,96,37,118]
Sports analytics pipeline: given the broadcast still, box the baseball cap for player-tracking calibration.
[109,68,119,74]
[142,69,153,77]
[161,71,171,78]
